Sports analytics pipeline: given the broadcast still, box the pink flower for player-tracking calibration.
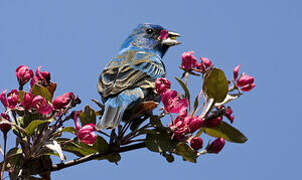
[160,30,169,40]
[53,92,75,109]
[204,116,222,127]
[0,89,19,109]
[225,106,234,123]
[73,111,82,131]
[200,57,212,69]
[233,64,241,80]
[233,65,255,92]
[190,137,203,150]
[161,90,188,114]
[32,95,53,115]
[16,65,34,87]
[206,137,225,154]
[170,114,203,141]
[0,90,8,108]
[73,111,96,144]
[155,78,171,95]
[78,124,97,144]
[30,66,51,87]
[7,90,19,109]
[20,92,34,110]
[181,51,197,71]
[0,112,11,135]
[184,116,203,133]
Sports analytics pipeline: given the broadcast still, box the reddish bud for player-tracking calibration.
[190,137,203,150]
[16,65,34,86]
[160,29,169,40]
[78,123,97,144]
[7,89,19,109]
[186,116,203,133]
[161,90,188,114]
[155,78,171,95]
[237,74,254,87]
[204,116,222,128]
[0,112,11,134]
[181,51,197,71]
[0,90,8,108]
[30,66,51,87]
[240,83,256,92]
[32,95,53,115]
[73,110,82,131]
[200,57,212,68]
[20,92,34,110]
[207,137,225,154]
[53,92,75,109]
[233,64,241,80]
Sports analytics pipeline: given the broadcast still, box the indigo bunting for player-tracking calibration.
[96,23,180,130]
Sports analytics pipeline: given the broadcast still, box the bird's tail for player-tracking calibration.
[96,87,144,130]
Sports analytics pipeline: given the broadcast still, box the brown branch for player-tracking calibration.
[50,142,146,172]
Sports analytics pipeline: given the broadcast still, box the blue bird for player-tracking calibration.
[96,23,180,130]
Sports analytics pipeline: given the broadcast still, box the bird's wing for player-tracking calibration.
[98,50,165,99]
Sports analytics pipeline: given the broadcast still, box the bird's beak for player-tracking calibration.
[161,31,181,46]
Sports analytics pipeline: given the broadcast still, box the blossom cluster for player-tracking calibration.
[0,65,96,144]
[154,51,255,153]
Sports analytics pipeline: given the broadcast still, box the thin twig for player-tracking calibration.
[50,142,146,172]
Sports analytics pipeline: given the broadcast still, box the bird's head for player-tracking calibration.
[120,23,180,58]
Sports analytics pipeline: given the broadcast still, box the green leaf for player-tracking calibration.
[145,129,178,153]
[31,84,52,102]
[204,121,248,143]
[79,105,96,126]
[60,126,77,135]
[202,68,228,103]
[18,90,25,103]
[25,119,54,136]
[92,136,109,153]
[0,148,23,171]
[175,142,198,163]
[175,77,190,101]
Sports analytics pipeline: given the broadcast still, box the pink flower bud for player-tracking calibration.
[225,106,234,123]
[204,116,222,128]
[160,29,169,40]
[78,123,97,144]
[207,137,225,154]
[53,92,75,109]
[237,74,254,87]
[161,90,188,114]
[240,83,256,92]
[200,57,212,68]
[30,66,51,87]
[233,64,241,80]
[73,111,82,131]
[0,112,11,134]
[0,90,8,108]
[186,116,203,133]
[16,65,34,86]
[7,89,19,109]
[226,106,232,115]
[181,51,197,71]
[155,78,171,95]
[190,137,203,150]
[20,92,34,110]
[32,95,53,115]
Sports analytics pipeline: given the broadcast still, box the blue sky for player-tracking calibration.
[0,0,301,179]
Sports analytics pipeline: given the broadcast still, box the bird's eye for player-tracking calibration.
[146,28,153,34]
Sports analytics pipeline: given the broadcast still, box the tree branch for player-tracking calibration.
[50,142,146,172]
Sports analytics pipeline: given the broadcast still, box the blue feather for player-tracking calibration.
[96,23,179,130]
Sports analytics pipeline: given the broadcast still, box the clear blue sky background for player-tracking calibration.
[0,0,301,179]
